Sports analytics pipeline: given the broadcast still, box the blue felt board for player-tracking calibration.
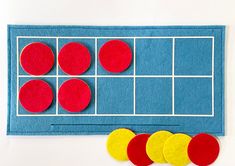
[7,25,225,135]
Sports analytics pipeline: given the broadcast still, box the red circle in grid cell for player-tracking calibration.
[98,40,132,73]
[20,42,55,75]
[19,80,54,113]
[58,42,91,75]
[58,78,92,112]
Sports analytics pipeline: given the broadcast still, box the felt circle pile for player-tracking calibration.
[106,128,220,166]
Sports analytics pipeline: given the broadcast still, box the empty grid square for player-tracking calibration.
[97,38,134,75]
[174,78,212,115]
[58,77,95,114]
[174,38,212,75]
[18,38,57,75]
[97,77,133,114]
[58,38,95,75]
[136,78,172,114]
[136,38,172,75]
[18,77,56,114]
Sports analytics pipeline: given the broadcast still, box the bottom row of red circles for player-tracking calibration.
[19,79,92,113]
[107,129,220,166]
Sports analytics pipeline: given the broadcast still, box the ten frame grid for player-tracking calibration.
[16,36,214,117]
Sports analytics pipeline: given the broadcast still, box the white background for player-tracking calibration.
[0,0,234,165]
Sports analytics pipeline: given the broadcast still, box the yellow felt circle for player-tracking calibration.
[146,130,173,163]
[106,128,136,161]
[163,133,192,166]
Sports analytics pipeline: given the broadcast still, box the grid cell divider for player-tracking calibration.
[18,75,213,78]
[133,37,136,115]
[172,38,175,115]
[56,37,59,115]
[95,38,98,115]
[16,36,215,117]
[212,37,215,116]
[16,36,19,116]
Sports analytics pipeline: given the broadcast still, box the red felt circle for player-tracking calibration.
[58,79,92,112]
[19,80,54,113]
[58,42,91,75]
[188,133,220,166]
[20,42,54,75]
[98,40,132,73]
[127,134,153,166]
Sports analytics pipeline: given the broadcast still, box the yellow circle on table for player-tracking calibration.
[106,128,135,161]
[146,130,173,163]
[163,133,192,166]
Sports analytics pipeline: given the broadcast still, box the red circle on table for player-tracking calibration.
[58,42,91,75]
[58,79,92,112]
[127,134,153,166]
[188,133,220,166]
[20,42,54,75]
[19,80,54,113]
[98,40,132,73]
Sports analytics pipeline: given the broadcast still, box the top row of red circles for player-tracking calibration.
[20,40,133,75]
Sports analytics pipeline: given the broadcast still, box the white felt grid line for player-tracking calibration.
[172,38,175,115]
[17,36,214,39]
[16,36,19,116]
[16,114,214,117]
[56,37,59,115]
[133,38,136,115]
[16,36,214,117]
[95,38,98,115]
[18,75,213,78]
[212,37,215,116]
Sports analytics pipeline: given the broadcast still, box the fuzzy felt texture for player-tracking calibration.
[188,133,220,166]
[163,133,191,166]
[58,78,91,112]
[106,128,135,161]
[127,134,153,166]
[20,42,54,75]
[146,130,173,163]
[7,25,225,135]
[19,79,54,113]
[98,39,132,73]
[58,42,91,75]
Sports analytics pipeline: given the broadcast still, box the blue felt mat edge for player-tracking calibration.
[7,25,226,136]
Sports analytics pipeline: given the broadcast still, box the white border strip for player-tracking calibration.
[18,75,213,78]
[172,38,175,115]
[16,37,19,116]
[16,36,214,39]
[133,38,136,115]
[212,37,215,116]
[17,114,214,117]
[55,37,59,115]
[95,38,98,115]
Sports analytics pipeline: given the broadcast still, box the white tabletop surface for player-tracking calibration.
[0,0,234,165]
